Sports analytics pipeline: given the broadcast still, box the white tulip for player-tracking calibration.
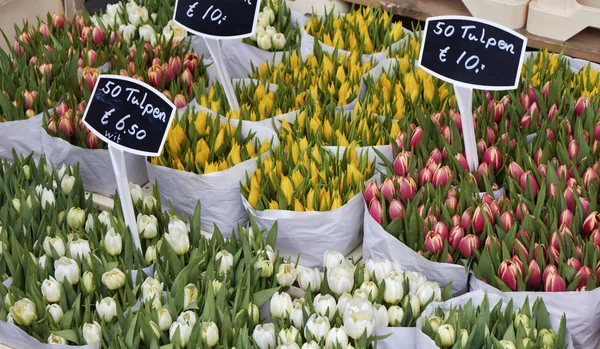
[416,281,441,306]
[201,322,219,347]
[183,283,198,309]
[438,324,456,347]
[407,294,420,318]
[276,263,297,287]
[256,33,272,51]
[248,303,260,325]
[35,185,43,197]
[48,334,68,345]
[82,271,95,295]
[278,326,300,344]
[10,298,37,326]
[128,5,149,26]
[98,211,112,228]
[263,8,275,24]
[6,313,14,324]
[302,341,320,349]
[151,13,158,23]
[364,257,394,283]
[353,288,369,300]
[279,344,300,349]
[56,164,69,180]
[216,250,234,273]
[337,293,353,316]
[41,188,55,209]
[138,24,155,42]
[46,304,64,323]
[96,297,117,322]
[137,214,159,239]
[427,316,443,332]
[12,198,20,213]
[157,307,172,331]
[253,323,276,349]
[461,329,469,349]
[43,236,66,257]
[290,302,304,329]
[327,263,354,296]
[85,214,95,233]
[257,12,270,28]
[141,277,163,301]
[54,257,80,285]
[304,314,330,342]
[106,3,123,17]
[104,228,122,256]
[102,268,126,290]
[212,280,222,295]
[61,175,75,196]
[372,304,389,327]
[270,292,293,319]
[260,245,277,262]
[383,274,404,304]
[163,20,187,42]
[177,310,197,327]
[272,33,286,50]
[388,305,404,326]
[143,196,157,211]
[297,267,322,292]
[119,24,136,44]
[165,224,189,256]
[22,165,30,179]
[323,250,346,270]
[68,239,91,261]
[325,327,349,349]
[145,245,158,265]
[265,25,277,36]
[67,208,85,230]
[255,258,274,278]
[314,294,337,320]
[343,306,374,340]
[169,322,192,347]
[405,271,427,294]
[359,281,379,302]
[168,217,188,234]
[129,183,143,204]
[41,277,62,303]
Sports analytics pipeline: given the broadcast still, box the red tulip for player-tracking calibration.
[39,23,50,39]
[482,146,502,172]
[452,153,468,171]
[476,163,490,184]
[541,81,550,99]
[520,94,533,109]
[486,127,496,146]
[445,195,458,214]
[567,257,582,271]
[537,164,547,177]
[432,166,452,189]
[516,202,529,223]
[173,94,187,109]
[592,230,600,253]
[82,67,100,91]
[563,186,575,213]
[575,266,593,290]
[574,96,590,116]
[409,126,423,149]
[519,172,539,196]
[51,13,65,29]
[91,27,105,46]
[439,125,452,144]
[545,104,558,123]
[567,139,579,161]
[544,271,566,292]
[397,177,416,201]
[461,208,473,230]
[86,132,98,149]
[381,178,396,201]
[543,264,559,284]
[424,231,445,254]
[582,212,599,236]
[449,109,462,132]
[148,65,164,89]
[476,139,487,156]
[582,168,598,188]
[487,100,505,123]
[393,152,410,177]
[388,199,405,221]
[162,90,173,101]
[183,53,199,72]
[459,234,479,258]
[181,68,194,89]
[369,198,383,225]
[449,226,464,249]
[169,56,182,75]
[432,222,449,240]
[364,181,380,205]
[559,209,573,229]
[472,204,493,235]
[507,162,525,181]
[549,227,572,252]
[499,212,514,231]
[527,259,541,289]
[513,238,529,260]
[498,260,520,291]
[58,115,76,137]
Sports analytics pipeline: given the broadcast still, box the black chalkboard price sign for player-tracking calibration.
[82,75,176,157]
[418,16,527,90]
[173,0,261,39]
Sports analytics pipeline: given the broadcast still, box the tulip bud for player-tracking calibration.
[445,195,458,214]
[448,226,464,249]
[583,212,599,236]
[438,324,456,347]
[96,297,117,322]
[388,199,405,221]
[91,27,105,46]
[527,259,541,289]
[368,198,383,225]
[519,172,539,196]
[459,234,479,258]
[567,139,579,161]
[410,127,423,148]
[544,270,566,292]
[498,260,520,291]
[558,209,573,229]
[488,100,505,123]
[432,166,452,189]
[424,231,444,254]
[567,257,582,272]
[10,298,37,326]
[148,64,164,89]
[397,177,417,201]
[380,178,396,201]
[419,167,433,187]
[393,152,410,177]
[575,266,593,290]
[472,204,492,235]
[574,96,590,116]
[364,182,379,205]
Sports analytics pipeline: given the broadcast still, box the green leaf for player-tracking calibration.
[253,287,279,308]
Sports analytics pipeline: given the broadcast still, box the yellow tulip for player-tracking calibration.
[227,145,241,165]
[291,170,304,188]
[306,188,316,211]
[323,119,333,142]
[269,200,280,210]
[294,199,305,212]
[254,84,266,101]
[167,124,186,155]
[259,140,271,154]
[404,73,419,103]
[246,141,256,158]
[322,56,334,77]
[204,162,219,174]
[213,129,225,151]
[423,76,435,103]
[312,147,322,165]
[291,142,300,164]
[280,176,294,206]
[336,66,346,84]
[194,112,208,134]
[263,157,273,174]
[310,162,319,186]
[248,186,260,208]
[331,194,342,210]
[195,139,210,165]
[309,117,321,136]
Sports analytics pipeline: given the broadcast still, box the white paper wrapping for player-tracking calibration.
[147,116,278,236]
[40,129,148,196]
[415,289,574,349]
[469,275,599,349]
[0,321,99,349]
[242,192,364,268]
[0,113,44,160]
[363,201,469,296]
[374,327,419,349]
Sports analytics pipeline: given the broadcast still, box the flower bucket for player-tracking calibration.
[147,111,278,235]
[40,129,148,196]
[0,112,45,160]
[363,201,469,296]
[469,274,598,349]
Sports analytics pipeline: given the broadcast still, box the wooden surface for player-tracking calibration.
[343,0,600,63]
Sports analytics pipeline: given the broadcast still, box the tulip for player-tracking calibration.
[314,294,337,321]
[328,263,355,296]
[305,314,331,341]
[164,224,190,255]
[148,64,164,88]
[438,324,456,347]
[488,100,505,122]
[255,259,273,278]
[424,231,444,254]
[154,307,172,332]
[459,235,479,258]
[432,166,452,188]
[181,68,193,89]
[527,259,541,289]
[380,178,396,201]
[198,322,219,347]
[483,146,502,171]
[419,168,433,187]
[253,324,276,349]
[102,268,126,290]
[10,298,37,326]
[364,181,379,205]
[46,304,63,323]
[575,266,593,290]
[369,198,383,225]
[169,322,192,347]
[519,172,539,196]
[96,297,117,322]
[567,139,579,161]
[172,94,188,109]
[472,204,492,235]
[323,250,345,270]
[583,212,599,235]
[383,274,404,304]
[270,292,293,319]
[290,303,304,330]
[216,250,234,273]
[298,267,322,292]
[544,271,566,292]
[276,263,297,287]
[574,96,590,116]
[498,260,520,291]
[58,115,76,137]
[104,228,122,256]
[54,257,80,285]
[41,277,61,303]
[567,257,582,271]
[43,236,66,257]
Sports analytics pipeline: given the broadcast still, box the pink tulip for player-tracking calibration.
[574,96,590,116]
[148,64,164,89]
[448,226,464,249]
[582,212,599,236]
[449,109,462,132]
[459,235,479,258]
[567,139,579,161]
[567,257,582,272]
[507,162,525,181]
[445,195,458,214]
[39,23,50,39]
[482,146,502,172]
[432,166,452,189]
[488,100,505,123]
[410,127,423,149]
[499,212,514,231]
[393,152,410,177]
[548,103,558,121]
[575,266,593,290]
[424,231,445,254]
[527,259,541,289]
[519,172,539,196]
[396,177,416,201]
[498,260,520,291]
[183,53,199,72]
[58,115,76,137]
[472,204,492,235]
[380,178,396,201]
[513,239,529,261]
[544,271,566,292]
[388,199,405,221]
[173,94,187,109]
[51,13,65,30]
[364,181,380,205]
[369,198,383,225]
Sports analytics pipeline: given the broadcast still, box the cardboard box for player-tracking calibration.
[0,0,63,51]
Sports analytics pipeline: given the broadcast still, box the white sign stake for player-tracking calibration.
[454,86,479,172]
[204,38,241,112]
[108,145,141,250]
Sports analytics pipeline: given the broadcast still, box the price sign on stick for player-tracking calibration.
[83,75,177,251]
[418,16,527,171]
[173,0,262,113]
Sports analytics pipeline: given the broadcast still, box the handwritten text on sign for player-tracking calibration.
[82,76,176,157]
[418,16,527,90]
[173,0,260,39]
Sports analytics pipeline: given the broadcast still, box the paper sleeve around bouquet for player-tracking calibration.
[242,190,364,268]
[147,105,279,235]
[363,201,469,296]
[468,273,600,349]
[0,112,46,160]
[374,327,420,349]
[0,321,99,349]
[415,289,575,349]
[40,126,148,197]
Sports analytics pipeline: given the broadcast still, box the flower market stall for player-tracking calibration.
[0,0,599,348]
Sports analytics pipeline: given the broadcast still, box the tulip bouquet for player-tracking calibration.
[196,79,303,123]
[304,6,405,55]
[251,47,373,108]
[241,141,374,212]
[43,93,101,149]
[244,0,299,51]
[420,293,569,349]
[253,251,451,349]
[150,109,271,174]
